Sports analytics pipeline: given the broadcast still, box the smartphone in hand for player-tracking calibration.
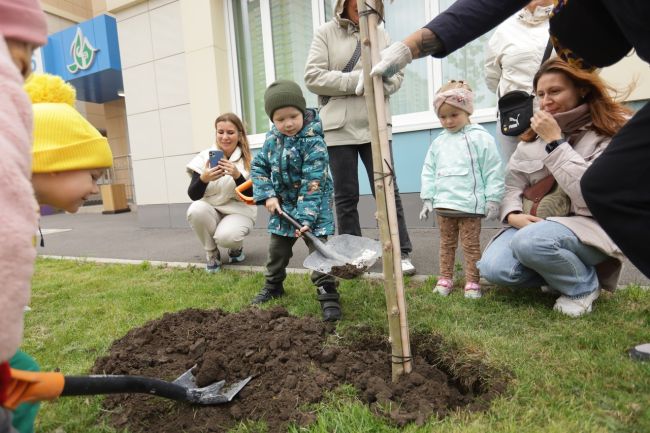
[209,150,224,168]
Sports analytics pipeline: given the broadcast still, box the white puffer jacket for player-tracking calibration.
[485,6,553,98]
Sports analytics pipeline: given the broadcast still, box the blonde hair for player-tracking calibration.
[436,79,472,94]
[214,113,252,171]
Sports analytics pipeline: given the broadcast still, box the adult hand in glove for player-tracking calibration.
[355,71,402,96]
[370,41,412,78]
[485,201,500,221]
[419,200,434,221]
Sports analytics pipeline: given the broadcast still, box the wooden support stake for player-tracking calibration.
[357,0,412,380]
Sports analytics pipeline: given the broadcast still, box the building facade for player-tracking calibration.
[40,0,650,228]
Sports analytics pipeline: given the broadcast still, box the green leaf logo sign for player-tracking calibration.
[67,27,99,74]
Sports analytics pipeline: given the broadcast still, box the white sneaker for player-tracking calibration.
[401,253,416,276]
[553,289,600,317]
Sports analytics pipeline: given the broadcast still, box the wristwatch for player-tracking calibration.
[545,138,566,154]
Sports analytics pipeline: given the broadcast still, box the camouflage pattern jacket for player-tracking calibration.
[251,109,335,237]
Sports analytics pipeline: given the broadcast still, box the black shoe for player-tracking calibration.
[317,288,341,322]
[251,287,284,305]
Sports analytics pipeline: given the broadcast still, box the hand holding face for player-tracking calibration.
[530,111,563,143]
[200,161,225,183]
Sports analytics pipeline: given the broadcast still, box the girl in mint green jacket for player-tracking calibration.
[419,81,504,299]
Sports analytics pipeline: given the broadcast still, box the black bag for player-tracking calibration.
[497,39,553,137]
[498,91,535,136]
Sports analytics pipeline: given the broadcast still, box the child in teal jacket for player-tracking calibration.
[250,80,340,321]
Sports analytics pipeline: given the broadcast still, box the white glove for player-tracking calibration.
[485,201,500,221]
[370,41,412,78]
[419,200,434,221]
[355,71,402,96]
[355,71,366,96]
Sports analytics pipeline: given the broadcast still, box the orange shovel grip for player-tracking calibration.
[235,179,255,205]
[3,369,65,410]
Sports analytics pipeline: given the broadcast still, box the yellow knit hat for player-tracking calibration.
[24,73,113,173]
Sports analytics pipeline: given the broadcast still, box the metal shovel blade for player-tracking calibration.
[173,366,252,404]
[303,234,382,279]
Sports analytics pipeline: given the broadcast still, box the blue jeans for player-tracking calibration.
[477,221,609,298]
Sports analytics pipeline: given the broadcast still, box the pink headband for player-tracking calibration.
[434,88,474,116]
[0,0,48,46]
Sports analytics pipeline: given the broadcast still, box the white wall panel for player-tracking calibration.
[132,158,169,204]
[160,104,194,157]
[127,111,164,160]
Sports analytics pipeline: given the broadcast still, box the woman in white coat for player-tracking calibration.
[186,113,257,272]
[484,0,554,162]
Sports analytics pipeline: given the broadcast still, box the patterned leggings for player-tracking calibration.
[437,214,482,283]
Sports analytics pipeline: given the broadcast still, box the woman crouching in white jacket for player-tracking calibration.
[186,113,257,272]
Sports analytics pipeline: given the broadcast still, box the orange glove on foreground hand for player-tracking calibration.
[2,369,65,410]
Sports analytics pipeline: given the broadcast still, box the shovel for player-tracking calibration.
[234,180,382,279]
[3,367,251,409]
[279,209,382,279]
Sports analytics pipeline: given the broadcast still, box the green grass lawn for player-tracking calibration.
[23,258,650,433]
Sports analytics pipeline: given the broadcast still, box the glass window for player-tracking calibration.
[383,0,429,115]
[324,0,335,23]
[270,0,316,108]
[232,0,268,134]
[229,0,498,138]
[439,0,496,110]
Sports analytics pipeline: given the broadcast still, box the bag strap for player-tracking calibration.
[541,38,553,66]
[320,39,362,106]
[523,174,556,216]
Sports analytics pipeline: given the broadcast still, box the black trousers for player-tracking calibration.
[327,142,412,254]
[581,101,650,278]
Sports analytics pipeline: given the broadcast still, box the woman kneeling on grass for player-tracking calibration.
[477,58,630,317]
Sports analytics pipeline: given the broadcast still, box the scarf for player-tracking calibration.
[553,103,591,144]
[517,5,553,26]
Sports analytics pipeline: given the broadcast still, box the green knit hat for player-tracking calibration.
[264,80,306,119]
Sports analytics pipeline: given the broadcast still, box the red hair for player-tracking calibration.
[520,58,631,142]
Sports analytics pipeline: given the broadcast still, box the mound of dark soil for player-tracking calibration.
[93,307,507,432]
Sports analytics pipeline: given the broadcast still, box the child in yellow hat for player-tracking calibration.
[0,74,113,433]
[26,73,113,212]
